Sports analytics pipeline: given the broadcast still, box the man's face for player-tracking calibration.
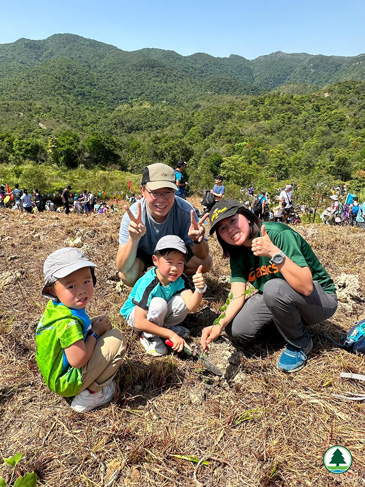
[141,185,175,222]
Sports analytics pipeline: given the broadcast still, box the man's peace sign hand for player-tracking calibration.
[188,210,209,243]
[124,202,146,242]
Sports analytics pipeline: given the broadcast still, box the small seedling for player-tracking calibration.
[0,453,37,487]
[213,290,250,327]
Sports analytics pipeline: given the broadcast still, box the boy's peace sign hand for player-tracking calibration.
[188,210,209,243]
[251,225,278,257]
[124,202,146,241]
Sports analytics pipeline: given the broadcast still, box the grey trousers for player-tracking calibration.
[225,279,338,349]
[128,296,190,330]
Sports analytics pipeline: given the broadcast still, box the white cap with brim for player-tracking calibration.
[330,195,339,201]
[154,235,188,255]
[42,247,97,299]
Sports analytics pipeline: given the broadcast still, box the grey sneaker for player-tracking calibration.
[71,381,116,413]
[140,333,168,356]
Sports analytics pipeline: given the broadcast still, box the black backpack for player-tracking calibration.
[253,196,263,213]
[201,190,215,210]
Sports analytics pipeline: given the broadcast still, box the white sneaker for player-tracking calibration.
[71,381,116,413]
[140,333,167,356]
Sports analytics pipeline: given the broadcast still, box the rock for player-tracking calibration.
[65,237,83,248]
[189,386,205,404]
[85,230,96,238]
[115,282,124,294]
[228,351,243,365]
[335,273,363,303]
[0,270,22,287]
[7,255,20,262]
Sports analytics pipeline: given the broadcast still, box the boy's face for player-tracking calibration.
[153,250,186,285]
[50,267,94,309]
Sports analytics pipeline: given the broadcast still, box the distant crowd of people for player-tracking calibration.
[0,184,125,215]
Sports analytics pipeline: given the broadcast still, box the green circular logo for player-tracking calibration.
[323,446,352,474]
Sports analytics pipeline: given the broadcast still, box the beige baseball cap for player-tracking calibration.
[141,163,177,191]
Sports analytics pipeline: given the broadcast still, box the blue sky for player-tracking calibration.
[1,0,364,59]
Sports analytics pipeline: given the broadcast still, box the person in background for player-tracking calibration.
[0,185,5,207]
[62,185,72,215]
[253,191,267,219]
[74,196,82,214]
[9,184,23,212]
[116,163,212,287]
[211,175,225,202]
[21,188,33,213]
[82,190,91,215]
[175,161,188,199]
[201,199,337,373]
[328,195,340,225]
[34,188,44,212]
[349,197,360,226]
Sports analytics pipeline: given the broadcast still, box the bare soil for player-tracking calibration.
[0,201,364,487]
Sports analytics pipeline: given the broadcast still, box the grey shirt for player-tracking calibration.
[119,197,202,256]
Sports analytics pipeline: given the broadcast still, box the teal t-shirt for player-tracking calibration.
[230,222,336,294]
[36,301,92,397]
[121,267,190,320]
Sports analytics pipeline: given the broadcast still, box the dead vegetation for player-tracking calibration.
[0,201,364,487]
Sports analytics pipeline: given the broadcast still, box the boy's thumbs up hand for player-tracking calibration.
[192,264,206,291]
[251,225,278,257]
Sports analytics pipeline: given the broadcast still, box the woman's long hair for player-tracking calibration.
[215,206,262,258]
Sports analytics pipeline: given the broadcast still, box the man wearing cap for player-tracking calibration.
[279,185,293,210]
[116,163,212,286]
[328,194,340,224]
[175,161,187,199]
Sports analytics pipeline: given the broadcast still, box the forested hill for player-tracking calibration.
[0,33,364,105]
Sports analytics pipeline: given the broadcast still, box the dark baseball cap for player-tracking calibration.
[141,163,177,191]
[209,199,244,235]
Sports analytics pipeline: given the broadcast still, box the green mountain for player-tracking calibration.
[0,34,364,109]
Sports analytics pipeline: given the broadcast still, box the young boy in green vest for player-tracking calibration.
[36,248,126,412]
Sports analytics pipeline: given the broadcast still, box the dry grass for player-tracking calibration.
[0,201,364,487]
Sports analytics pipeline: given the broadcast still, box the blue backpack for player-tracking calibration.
[323,318,365,354]
[342,319,365,353]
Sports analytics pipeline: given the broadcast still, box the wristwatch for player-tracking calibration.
[269,251,286,265]
[195,284,207,294]
[87,330,99,340]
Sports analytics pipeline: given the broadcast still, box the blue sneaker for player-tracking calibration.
[277,339,313,373]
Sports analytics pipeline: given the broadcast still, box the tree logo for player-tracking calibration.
[323,446,352,474]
